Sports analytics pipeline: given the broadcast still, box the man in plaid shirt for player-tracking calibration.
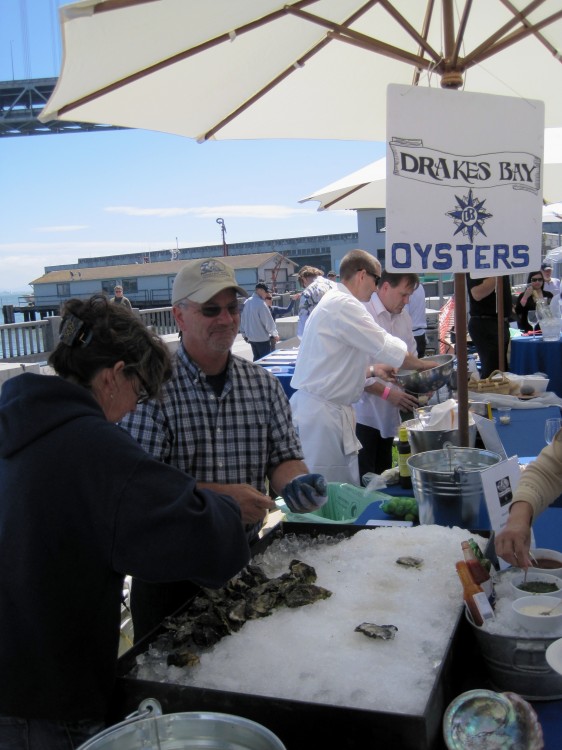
[120,258,327,640]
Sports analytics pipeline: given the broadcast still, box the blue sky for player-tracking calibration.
[0,0,384,292]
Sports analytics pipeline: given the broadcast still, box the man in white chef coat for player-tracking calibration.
[354,271,420,478]
[290,250,436,485]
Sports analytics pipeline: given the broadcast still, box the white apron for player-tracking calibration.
[290,389,362,485]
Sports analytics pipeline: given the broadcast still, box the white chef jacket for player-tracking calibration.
[291,284,407,404]
[353,293,418,439]
[290,285,407,484]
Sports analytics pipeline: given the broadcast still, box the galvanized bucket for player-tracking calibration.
[468,615,562,700]
[403,418,477,454]
[407,447,502,529]
[78,700,286,750]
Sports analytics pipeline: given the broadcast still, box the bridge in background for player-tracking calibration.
[0,77,126,137]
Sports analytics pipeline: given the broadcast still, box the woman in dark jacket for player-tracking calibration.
[515,270,553,332]
[0,295,250,749]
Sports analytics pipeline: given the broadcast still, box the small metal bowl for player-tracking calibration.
[395,354,454,394]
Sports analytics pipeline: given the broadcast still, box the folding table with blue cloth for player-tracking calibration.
[256,348,298,398]
[510,335,562,398]
[273,403,562,749]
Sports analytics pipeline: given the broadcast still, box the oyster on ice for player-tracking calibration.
[355,622,398,640]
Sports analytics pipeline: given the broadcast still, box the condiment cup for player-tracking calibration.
[528,548,562,579]
[497,406,511,425]
[510,571,562,599]
[512,595,562,634]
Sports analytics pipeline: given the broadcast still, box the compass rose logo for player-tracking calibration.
[446,189,493,242]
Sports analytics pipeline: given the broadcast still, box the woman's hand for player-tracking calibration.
[495,501,534,568]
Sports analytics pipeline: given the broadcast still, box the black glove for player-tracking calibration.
[281,474,328,513]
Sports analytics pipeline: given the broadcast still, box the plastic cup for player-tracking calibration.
[415,406,433,428]
[498,406,511,425]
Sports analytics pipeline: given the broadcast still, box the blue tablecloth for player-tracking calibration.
[257,349,298,398]
[510,335,562,397]
[494,404,562,460]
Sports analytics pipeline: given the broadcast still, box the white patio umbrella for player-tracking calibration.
[302,129,562,211]
[40,1,562,140]
[543,201,562,222]
[40,0,562,446]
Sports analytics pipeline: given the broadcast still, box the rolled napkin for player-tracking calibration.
[426,398,458,430]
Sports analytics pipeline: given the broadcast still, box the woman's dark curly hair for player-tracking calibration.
[48,295,172,398]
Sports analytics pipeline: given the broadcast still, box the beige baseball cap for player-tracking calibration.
[172,259,248,305]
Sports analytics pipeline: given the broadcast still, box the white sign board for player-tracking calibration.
[472,414,508,460]
[386,85,544,276]
[479,456,522,570]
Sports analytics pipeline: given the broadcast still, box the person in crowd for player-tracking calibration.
[0,295,252,749]
[110,284,132,310]
[120,258,326,641]
[354,272,420,477]
[296,266,336,338]
[265,292,300,320]
[495,425,562,568]
[290,250,436,485]
[466,274,513,378]
[405,279,427,357]
[327,270,337,281]
[265,292,300,351]
[541,262,561,296]
[515,270,553,332]
[240,281,279,360]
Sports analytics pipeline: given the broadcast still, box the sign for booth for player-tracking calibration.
[386,85,544,276]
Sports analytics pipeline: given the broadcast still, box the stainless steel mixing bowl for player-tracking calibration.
[395,354,454,394]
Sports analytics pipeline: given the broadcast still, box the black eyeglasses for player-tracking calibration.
[181,301,240,318]
[364,270,380,283]
[136,388,150,405]
[135,376,151,404]
[530,277,543,282]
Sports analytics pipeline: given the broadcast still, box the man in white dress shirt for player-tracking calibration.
[354,272,420,478]
[541,262,561,296]
[290,251,436,485]
[405,280,427,357]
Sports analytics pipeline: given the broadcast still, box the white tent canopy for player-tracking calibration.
[302,128,562,211]
[543,201,562,222]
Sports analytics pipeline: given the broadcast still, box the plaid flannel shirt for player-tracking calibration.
[119,346,303,494]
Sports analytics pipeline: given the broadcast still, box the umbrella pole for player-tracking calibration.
[454,273,470,447]
[497,277,506,371]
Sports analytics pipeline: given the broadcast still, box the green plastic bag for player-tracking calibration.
[276,482,389,524]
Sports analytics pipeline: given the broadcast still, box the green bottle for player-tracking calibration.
[397,426,412,490]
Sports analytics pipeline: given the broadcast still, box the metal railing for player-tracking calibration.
[0,307,177,361]
[0,319,52,360]
[137,307,176,334]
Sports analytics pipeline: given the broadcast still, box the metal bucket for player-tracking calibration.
[407,447,502,529]
[78,700,286,750]
[468,615,562,700]
[403,418,477,453]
